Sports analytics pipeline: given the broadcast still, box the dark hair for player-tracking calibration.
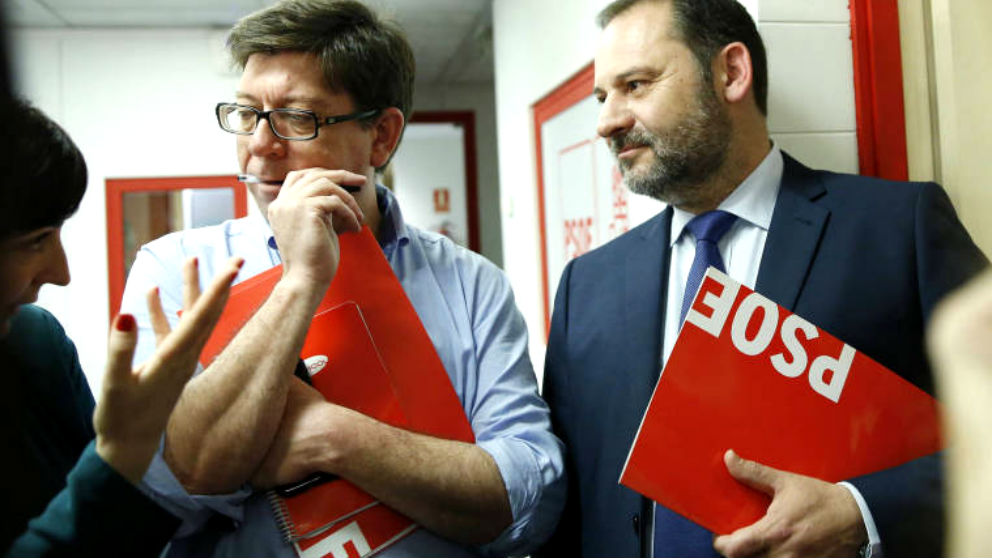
[227,0,415,169]
[0,98,87,238]
[598,0,768,115]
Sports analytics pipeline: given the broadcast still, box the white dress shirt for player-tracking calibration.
[654,145,882,557]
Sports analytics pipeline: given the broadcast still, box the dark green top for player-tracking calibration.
[0,305,179,556]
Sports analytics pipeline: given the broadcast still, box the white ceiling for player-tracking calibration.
[5,0,494,85]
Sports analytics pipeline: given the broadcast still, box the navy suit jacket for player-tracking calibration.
[538,154,988,558]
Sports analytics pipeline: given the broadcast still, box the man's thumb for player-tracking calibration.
[724,449,780,496]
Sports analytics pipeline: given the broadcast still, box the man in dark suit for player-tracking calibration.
[539,1,988,557]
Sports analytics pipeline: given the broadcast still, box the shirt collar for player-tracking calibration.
[670,143,783,246]
[376,184,411,254]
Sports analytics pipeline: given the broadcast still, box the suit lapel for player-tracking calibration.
[625,208,673,388]
[755,155,830,310]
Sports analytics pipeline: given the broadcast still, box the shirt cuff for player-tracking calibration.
[475,436,564,556]
[838,481,883,557]
[139,448,253,538]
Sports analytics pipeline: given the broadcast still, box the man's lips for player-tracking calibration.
[617,144,647,158]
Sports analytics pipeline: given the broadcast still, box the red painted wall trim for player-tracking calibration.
[533,62,595,337]
[105,175,248,319]
[850,0,909,180]
[410,111,481,253]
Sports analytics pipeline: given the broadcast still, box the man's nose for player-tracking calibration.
[247,115,286,158]
[597,95,634,140]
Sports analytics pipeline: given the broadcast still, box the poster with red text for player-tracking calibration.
[619,267,942,535]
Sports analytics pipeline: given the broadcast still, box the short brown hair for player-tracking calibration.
[598,0,768,115]
[228,0,415,167]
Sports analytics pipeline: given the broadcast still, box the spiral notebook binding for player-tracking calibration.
[267,490,299,543]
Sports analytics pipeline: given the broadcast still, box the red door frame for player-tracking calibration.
[105,175,248,319]
[410,111,481,253]
[850,0,909,180]
[532,63,596,337]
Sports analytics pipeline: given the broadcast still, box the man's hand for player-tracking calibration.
[267,168,366,290]
[250,378,363,488]
[713,450,867,558]
[95,256,242,483]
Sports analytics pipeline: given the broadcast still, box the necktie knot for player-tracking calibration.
[678,210,738,325]
[686,210,737,245]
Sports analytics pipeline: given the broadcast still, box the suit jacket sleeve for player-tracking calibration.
[6,442,179,557]
[847,182,987,558]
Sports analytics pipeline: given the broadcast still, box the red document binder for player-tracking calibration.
[620,267,942,535]
[197,227,474,557]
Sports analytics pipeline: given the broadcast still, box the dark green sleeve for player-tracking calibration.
[5,441,180,557]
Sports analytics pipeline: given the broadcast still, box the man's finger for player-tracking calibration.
[310,196,362,234]
[296,177,366,222]
[182,257,201,311]
[147,286,171,346]
[724,449,782,495]
[103,313,138,387]
[714,523,770,558]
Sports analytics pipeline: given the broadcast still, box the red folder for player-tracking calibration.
[198,227,474,556]
[619,267,942,535]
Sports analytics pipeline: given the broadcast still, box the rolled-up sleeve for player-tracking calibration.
[139,450,252,538]
[464,262,566,557]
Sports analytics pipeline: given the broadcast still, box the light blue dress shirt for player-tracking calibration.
[120,186,566,557]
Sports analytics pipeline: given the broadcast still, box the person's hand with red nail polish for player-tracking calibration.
[93,256,244,484]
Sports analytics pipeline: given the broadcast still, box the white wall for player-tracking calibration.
[492,0,857,377]
[929,0,992,256]
[12,28,243,392]
[413,83,503,267]
[760,1,858,173]
[391,124,470,246]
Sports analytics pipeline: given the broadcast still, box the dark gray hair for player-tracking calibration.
[598,0,768,115]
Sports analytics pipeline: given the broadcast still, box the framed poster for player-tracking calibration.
[533,63,663,335]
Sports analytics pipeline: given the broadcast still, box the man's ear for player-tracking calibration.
[716,42,754,105]
[369,107,405,168]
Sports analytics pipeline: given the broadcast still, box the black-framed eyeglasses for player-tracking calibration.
[215,102,380,141]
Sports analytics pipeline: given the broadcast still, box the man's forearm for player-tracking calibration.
[327,408,513,544]
[164,278,324,494]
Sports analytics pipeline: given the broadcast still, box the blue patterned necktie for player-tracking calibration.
[679,210,738,323]
[655,210,737,558]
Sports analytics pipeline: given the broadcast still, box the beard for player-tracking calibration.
[610,82,732,206]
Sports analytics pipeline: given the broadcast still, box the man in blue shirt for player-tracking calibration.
[119,1,565,556]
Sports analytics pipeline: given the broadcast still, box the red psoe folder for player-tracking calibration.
[620,267,942,535]
[197,227,474,557]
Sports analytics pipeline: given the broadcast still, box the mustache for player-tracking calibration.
[610,128,656,156]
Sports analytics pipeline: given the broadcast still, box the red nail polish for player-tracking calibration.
[116,314,136,332]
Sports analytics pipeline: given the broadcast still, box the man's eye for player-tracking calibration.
[627,80,644,92]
